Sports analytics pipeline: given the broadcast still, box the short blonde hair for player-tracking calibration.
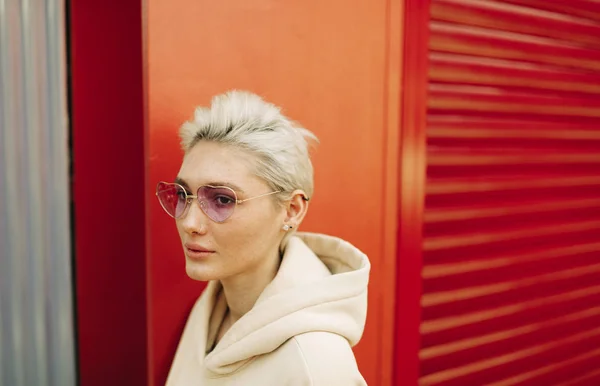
[179,90,317,201]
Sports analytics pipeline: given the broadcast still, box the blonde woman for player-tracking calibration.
[157,91,370,385]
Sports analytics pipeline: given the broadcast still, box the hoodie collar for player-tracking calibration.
[203,232,370,375]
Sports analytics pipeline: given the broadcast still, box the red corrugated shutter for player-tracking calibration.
[420,1,600,385]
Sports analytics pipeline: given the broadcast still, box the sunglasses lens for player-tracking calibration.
[198,186,237,222]
[156,182,187,218]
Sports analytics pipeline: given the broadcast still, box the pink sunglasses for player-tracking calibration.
[155,181,280,222]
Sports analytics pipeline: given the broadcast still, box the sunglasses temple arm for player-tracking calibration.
[237,190,280,204]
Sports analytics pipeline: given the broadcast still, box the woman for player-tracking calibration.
[156,90,370,385]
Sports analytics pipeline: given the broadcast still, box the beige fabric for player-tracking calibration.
[166,232,370,385]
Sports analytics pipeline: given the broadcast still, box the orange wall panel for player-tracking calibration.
[147,1,399,385]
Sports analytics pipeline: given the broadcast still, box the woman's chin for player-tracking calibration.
[185,260,219,282]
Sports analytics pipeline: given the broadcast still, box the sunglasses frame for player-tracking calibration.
[156,181,281,222]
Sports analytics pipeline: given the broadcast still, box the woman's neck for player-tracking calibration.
[220,247,282,323]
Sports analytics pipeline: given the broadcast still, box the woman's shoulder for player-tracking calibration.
[279,331,367,385]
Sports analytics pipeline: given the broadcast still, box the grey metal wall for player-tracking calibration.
[0,0,76,385]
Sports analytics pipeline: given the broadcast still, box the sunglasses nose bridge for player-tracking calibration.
[188,195,211,218]
[191,195,207,211]
[179,196,211,229]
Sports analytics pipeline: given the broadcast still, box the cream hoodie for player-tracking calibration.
[166,232,370,386]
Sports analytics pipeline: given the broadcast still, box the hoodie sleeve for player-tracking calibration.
[291,332,368,386]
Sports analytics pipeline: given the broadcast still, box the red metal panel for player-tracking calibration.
[421,0,600,384]
[430,21,600,71]
[393,0,430,384]
[430,53,600,95]
[500,0,600,23]
[70,1,148,385]
[431,0,600,49]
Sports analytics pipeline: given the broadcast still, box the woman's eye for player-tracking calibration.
[177,190,188,200]
[215,195,234,205]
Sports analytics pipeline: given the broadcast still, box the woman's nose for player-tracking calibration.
[180,199,208,234]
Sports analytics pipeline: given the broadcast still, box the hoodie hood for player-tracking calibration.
[204,232,370,375]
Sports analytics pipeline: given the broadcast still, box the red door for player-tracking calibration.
[419,1,600,384]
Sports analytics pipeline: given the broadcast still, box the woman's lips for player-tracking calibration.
[184,243,214,259]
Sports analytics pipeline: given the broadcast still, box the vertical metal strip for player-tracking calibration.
[0,0,76,385]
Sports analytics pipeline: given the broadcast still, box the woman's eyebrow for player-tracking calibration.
[174,177,245,194]
[209,181,245,193]
[174,177,189,189]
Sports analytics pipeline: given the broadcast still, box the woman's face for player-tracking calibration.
[174,141,287,282]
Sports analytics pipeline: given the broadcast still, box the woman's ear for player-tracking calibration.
[283,190,309,228]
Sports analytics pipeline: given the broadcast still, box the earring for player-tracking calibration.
[282,224,292,231]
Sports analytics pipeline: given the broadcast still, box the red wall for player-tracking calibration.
[70,1,148,385]
[146,1,401,385]
[70,1,404,384]
[71,1,600,385]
